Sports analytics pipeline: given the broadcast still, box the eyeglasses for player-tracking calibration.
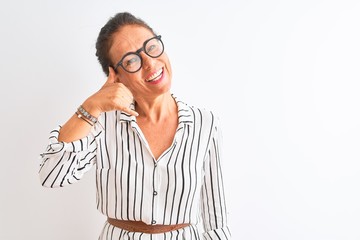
[113,35,164,73]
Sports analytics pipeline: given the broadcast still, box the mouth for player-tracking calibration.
[145,68,164,82]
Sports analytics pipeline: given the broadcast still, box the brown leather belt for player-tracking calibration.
[107,218,190,234]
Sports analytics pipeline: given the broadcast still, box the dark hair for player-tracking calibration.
[95,12,155,76]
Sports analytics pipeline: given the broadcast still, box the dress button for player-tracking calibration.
[154,163,157,167]
[152,220,156,224]
[153,191,157,195]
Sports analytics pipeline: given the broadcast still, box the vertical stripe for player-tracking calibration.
[126,122,131,219]
[119,123,125,217]
[114,111,119,219]
[104,112,111,216]
[132,131,139,220]
[175,126,189,223]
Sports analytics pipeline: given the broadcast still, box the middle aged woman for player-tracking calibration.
[39,12,231,240]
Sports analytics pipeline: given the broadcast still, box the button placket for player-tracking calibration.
[151,161,159,225]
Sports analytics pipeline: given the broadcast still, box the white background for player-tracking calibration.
[1,0,360,239]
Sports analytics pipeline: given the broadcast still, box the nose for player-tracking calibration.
[140,52,155,70]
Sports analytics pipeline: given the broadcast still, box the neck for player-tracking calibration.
[135,92,176,123]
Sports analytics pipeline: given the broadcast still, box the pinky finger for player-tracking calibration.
[122,107,139,117]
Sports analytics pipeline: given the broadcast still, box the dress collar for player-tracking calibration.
[118,94,194,128]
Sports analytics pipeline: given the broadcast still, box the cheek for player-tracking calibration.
[119,72,144,88]
[117,72,132,85]
[163,54,172,73]
[116,72,125,82]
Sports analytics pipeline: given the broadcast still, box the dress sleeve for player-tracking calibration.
[38,124,102,188]
[201,117,231,240]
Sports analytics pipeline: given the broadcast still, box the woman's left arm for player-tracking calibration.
[201,116,232,240]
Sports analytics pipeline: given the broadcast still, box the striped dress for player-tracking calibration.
[39,97,231,240]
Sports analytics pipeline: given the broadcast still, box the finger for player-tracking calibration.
[105,67,117,84]
[110,67,123,83]
[121,107,139,117]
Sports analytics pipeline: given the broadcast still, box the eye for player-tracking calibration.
[146,44,158,53]
[125,56,139,66]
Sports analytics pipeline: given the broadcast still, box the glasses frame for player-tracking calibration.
[113,35,164,73]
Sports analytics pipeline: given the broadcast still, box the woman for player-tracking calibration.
[39,12,231,240]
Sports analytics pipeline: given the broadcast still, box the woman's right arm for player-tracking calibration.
[58,67,138,143]
[38,124,101,188]
[39,68,138,188]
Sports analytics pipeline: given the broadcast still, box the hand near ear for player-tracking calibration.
[82,67,139,118]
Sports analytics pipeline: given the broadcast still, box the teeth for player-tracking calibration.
[146,69,163,82]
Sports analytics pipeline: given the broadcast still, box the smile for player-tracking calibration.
[145,68,163,82]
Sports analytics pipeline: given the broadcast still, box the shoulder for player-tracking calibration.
[174,96,221,130]
[189,104,218,124]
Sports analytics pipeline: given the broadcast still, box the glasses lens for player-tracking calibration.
[145,37,164,58]
[122,54,141,73]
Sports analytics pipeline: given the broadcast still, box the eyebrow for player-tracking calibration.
[115,35,156,64]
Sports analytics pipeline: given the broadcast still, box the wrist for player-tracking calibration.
[82,99,101,118]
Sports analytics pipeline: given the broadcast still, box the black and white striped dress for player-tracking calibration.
[39,97,231,240]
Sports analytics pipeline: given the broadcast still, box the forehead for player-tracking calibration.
[109,25,155,62]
